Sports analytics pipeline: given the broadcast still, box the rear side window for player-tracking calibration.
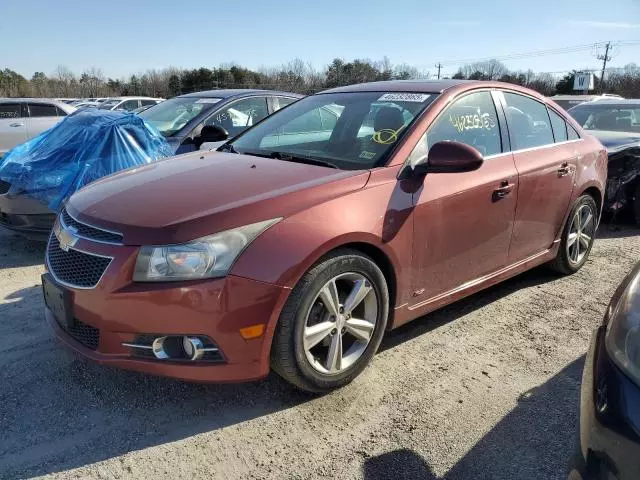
[503,93,554,150]
[0,103,21,118]
[56,106,68,116]
[547,108,568,142]
[28,103,58,117]
[412,91,502,160]
[120,100,140,111]
[141,99,157,106]
[567,124,580,140]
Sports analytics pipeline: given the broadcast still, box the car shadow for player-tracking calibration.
[596,221,639,240]
[362,357,584,479]
[0,229,46,268]
[381,265,560,353]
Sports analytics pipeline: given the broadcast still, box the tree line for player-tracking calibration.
[1,58,639,99]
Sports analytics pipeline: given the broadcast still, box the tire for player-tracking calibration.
[548,194,598,275]
[270,249,389,393]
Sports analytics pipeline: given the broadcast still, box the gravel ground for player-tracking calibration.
[0,224,638,480]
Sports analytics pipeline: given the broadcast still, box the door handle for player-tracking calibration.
[9,122,24,127]
[557,162,571,177]
[493,180,514,201]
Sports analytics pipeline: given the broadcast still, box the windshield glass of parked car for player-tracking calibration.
[229,92,438,170]
[569,104,640,133]
[139,97,215,137]
[98,100,120,110]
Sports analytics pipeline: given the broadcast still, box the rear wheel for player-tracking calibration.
[548,194,598,275]
[270,250,389,393]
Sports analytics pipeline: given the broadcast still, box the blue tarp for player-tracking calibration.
[0,109,172,210]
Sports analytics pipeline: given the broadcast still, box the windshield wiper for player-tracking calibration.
[268,151,339,169]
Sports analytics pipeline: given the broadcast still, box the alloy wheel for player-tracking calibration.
[566,204,595,265]
[302,272,378,375]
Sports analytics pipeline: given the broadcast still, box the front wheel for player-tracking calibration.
[548,194,598,275]
[270,250,389,393]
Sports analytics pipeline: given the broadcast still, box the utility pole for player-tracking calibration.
[597,42,612,94]
[435,63,442,79]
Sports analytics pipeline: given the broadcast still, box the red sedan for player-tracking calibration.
[43,80,607,392]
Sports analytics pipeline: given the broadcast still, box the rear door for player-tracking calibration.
[498,91,577,263]
[26,103,63,139]
[410,90,519,303]
[0,102,27,155]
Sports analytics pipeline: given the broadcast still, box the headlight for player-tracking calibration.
[133,218,281,282]
[605,271,640,385]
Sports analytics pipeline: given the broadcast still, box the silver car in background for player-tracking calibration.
[98,97,163,112]
[0,98,76,157]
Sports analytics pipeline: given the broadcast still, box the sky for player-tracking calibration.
[2,0,640,80]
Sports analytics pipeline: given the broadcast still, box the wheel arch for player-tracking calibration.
[581,185,603,216]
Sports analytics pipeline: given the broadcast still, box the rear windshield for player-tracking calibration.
[569,104,640,133]
[229,91,437,170]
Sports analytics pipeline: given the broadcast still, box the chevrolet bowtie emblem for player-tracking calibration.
[54,219,78,252]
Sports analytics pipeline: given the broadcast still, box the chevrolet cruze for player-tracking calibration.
[42,80,607,392]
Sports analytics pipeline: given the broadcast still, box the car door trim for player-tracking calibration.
[408,248,551,311]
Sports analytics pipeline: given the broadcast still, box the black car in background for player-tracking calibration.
[138,89,303,154]
[570,261,640,480]
[568,100,640,224]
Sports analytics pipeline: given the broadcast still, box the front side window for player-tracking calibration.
[408,91,501,165]
[229,92,437,170]
[205,97,269,135]
[548,108,568,142]
[0,104,22,119]
[28,103,58,118]
[503,92,554,150]
[139,97,212,137]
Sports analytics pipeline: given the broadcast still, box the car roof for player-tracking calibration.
[177,89,303,99]
[321,79,475,94]
[103,96,160,101]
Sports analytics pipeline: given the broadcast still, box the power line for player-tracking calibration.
[437,40,639,67]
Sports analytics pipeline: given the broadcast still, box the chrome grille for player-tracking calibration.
[61,209,123,244]
[47,234,111,288]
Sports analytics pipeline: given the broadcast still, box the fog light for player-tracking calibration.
[182,336,204,361]
[152,336,169,360]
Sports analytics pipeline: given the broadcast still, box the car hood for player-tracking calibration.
[589,130,640,154]
[67,151,370,245]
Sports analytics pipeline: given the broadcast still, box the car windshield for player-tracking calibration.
[99,100,119,110]
[139,97,217,137]
[569,104,640,133]
[228,91,437,170]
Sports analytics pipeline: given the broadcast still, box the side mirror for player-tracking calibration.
[413,141,484,175]
[195,125,229,149]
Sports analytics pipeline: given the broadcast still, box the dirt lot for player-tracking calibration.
[0,224,638,480]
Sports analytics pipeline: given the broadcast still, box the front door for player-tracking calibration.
[0,102,27,155]
[409,90,518,304]
[498,92,576,263]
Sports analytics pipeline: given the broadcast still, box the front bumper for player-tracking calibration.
[0,190,55,239]
[575,327,640,479]
[45,233,290,382]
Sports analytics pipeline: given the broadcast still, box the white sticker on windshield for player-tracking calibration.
[195,98,222,104]
[378,93,431,103]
